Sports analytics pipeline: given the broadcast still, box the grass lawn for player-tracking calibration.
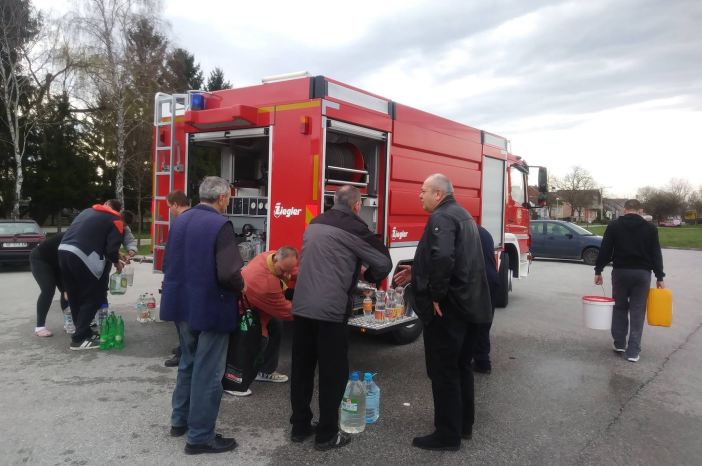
[579,224,702,249]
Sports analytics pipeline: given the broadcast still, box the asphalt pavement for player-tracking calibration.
[0,250,700,465]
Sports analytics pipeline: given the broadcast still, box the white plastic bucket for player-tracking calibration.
[582,296,615,330]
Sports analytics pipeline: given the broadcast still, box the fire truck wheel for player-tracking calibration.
[390,319,424,345]
[495,252,510,308]
[582,247,599,266]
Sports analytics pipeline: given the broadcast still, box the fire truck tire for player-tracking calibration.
[390,319,424,345]
[582,247,599,266]
[495,252,510,308]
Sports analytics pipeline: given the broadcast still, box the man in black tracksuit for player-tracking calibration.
[594,199,665,362]
[59,203,125,350]
[394,173,492,451]
[290,185,392,451]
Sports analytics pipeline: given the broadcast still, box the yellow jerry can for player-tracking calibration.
[646,288,673,327]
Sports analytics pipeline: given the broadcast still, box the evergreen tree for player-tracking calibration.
[206,67,231,91]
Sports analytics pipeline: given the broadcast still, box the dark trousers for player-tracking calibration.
[30,249,68,327]
[290,316,349,443]
[58,251,108,343]
[611,269,651,358]
[474,301,496,364]
[423,311,476,443]
[260,318,283,374]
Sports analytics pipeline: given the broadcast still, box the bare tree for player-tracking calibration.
[0,0,73,217]
[553,166,599,221]
[71,0,157,207]
[666,178,693,212]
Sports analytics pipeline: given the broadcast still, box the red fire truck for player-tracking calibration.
[152,72,548,343]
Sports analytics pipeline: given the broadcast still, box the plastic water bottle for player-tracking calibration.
[374,290,385,322]
[136,294,148,323]
[107,313,117,348]
[146,293,156,321]
[114,316,124,350]
[99,317,109,350]
[63,309,75,334]
[97,303,109,325]
[364,372,380,424]
[339,372,366,433]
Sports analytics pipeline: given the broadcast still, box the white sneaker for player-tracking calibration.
[627,355,640,363]
[255,371,289,383]
[224,389,252,397]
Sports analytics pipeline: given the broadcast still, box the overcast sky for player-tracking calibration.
[40,0,702,197]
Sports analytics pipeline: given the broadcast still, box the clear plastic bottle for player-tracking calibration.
[364,372,380,424]
[339,372,366,433]
[395,286,405,319]
[385,288,396,321]
[63,308,75,334]
[362,295,373,321]
[136,294,148,323]
[146,293,157,321]
[97,303,109,325]
[374,290,385,321]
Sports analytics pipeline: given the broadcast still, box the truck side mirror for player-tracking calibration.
[538,167,548,193]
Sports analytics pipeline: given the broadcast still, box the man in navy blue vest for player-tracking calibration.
[160,176,244,455]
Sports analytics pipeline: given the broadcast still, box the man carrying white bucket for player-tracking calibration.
[593,199,666,363]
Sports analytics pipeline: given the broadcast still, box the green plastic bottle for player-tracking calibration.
[99,316,109,350]
[115,316,125,350]
[107,313,116,349]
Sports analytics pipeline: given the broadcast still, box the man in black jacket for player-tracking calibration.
[394,173,492,451]
[594,199,665,363]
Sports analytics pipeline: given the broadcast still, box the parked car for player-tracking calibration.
[530,220,603,265]
[659,216,682,227]
[0,219,46,266]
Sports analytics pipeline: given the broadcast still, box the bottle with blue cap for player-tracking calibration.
[339,371,366,433]
[364,372,380,424]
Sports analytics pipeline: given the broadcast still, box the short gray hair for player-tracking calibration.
[275,246,298,261]
[334,185,361,209]
[199,176,230,202]
[426,173,454,195]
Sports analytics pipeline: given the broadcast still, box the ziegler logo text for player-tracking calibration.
[391,227,409,240]
[273,203,302,218]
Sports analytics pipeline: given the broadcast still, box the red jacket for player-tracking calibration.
[242,251,294,336]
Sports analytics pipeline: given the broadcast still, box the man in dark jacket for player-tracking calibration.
[394,173,492,451]
[160,176,244,455]
[290,185,392,451]
[594,199,665,363]
[473,225,500,373]
[58,202,124,350]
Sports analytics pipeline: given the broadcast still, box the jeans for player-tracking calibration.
[611,269,651,358]
[171,321,229,445]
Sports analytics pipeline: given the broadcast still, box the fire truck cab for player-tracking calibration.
[152,72,547,344]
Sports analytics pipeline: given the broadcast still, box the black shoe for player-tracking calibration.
[164,355,180,367]
[473,361,492,374]
[170,425,187,437]
[412,433,460,451]
[69,335,100,351]
[184,436,237,455]
[462,427,473,440]
[171,346,179,355]
[291,421,318,443]
[314,432,350,451]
